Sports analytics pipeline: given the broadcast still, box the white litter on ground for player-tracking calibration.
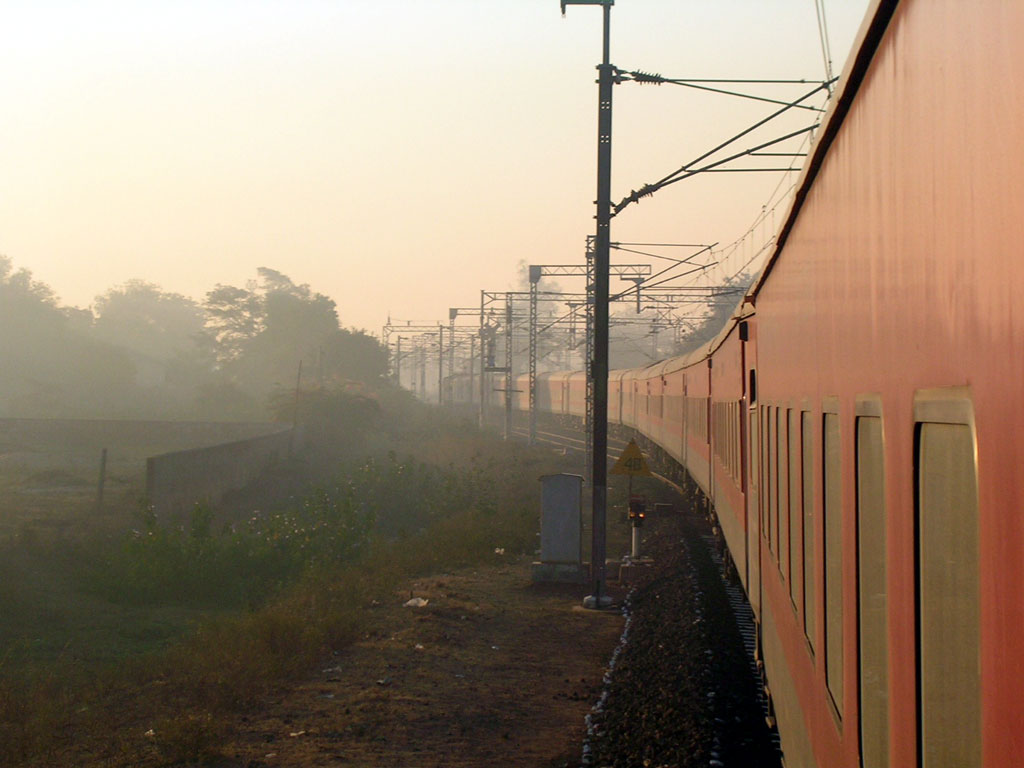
[580,589,634,767]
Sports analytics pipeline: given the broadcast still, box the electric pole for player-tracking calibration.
[438,324,444,405]
[479,290,487,428]
[528,266,540,445]
[563,0,615,610]
[395,336,403,387]
[505,292,514,440]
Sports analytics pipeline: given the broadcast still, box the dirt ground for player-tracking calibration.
[219,560,626,768]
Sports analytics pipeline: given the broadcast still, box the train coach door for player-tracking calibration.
[681,376,687,467]
[747,382,761,619]
[742,317,760,621]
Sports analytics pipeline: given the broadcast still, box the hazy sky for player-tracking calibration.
[1,0,870,334]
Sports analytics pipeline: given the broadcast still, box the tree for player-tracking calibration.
[202,283,263,365]
[0,255,138,418]
[201,268,387,403]
[92,280,206,361]
[672,272,756,356]
[321,328,389,384]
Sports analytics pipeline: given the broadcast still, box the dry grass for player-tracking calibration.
[0,423,579,767]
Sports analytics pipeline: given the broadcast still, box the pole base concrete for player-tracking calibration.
[582,593,616,610]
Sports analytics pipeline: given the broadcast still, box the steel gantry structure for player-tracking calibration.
[480,291,537,440]
[528,261,651,453]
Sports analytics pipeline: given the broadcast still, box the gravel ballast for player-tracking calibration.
[581,488,780,768]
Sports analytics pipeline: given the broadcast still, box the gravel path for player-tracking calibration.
[581,492,780,768]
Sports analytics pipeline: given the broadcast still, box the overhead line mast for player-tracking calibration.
[561,0,615,610]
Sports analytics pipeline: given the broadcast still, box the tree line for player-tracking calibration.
[0,257,387,420]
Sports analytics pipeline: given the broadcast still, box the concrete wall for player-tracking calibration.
[145,427,294,517]
[0,418,287,482]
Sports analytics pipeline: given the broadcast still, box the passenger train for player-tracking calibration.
[458,2,1024,766]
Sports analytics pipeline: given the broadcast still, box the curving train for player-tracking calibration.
[462,2,1024,767]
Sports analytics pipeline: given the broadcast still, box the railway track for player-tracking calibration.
[508,424,629,458]
[702,531,782,755]
[512,417,781,761]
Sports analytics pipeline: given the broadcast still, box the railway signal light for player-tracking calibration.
[628,496,646,526]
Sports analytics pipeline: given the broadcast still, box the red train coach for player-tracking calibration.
[461,1,1022,766]
[632,2,1021,765]
[742,0,1024,765]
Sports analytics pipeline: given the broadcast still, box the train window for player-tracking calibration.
[711,401,741,484]
[778,408,789,583]
[802,411,815,651]
[788,409,800,608]
[733,402,741,483]
[823,408,843,717]
[687,397,708,442]
[762,406,772,549]
[712,403,719,465]
[761,406,769,539]
[680,376,686,434]
[770,409,778,561]
[856,400,888,768]
[725,406,729,471]
[914,390,979,768]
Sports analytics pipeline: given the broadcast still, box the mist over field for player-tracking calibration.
[0,256,386,421]
[0,252,582,765]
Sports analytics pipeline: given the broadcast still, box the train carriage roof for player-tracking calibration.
[618,0,896,378]
[748,0,897,299]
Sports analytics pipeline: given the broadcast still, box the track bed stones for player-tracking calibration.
[582,504,779,768]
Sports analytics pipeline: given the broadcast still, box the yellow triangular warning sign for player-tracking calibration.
[610,439,652,476]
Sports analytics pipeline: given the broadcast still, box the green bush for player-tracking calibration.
[93,483,375,608]
[89,449,514,609]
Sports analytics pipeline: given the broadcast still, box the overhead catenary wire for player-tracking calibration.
[611,261,719,302]
[433,23,845,368]
[613,124,819,215]
[716,127,816,283]
[622,245,717,295]
[814,0,836,88]
[612,79,835,215]
[611,243,710,262]
[623,69,827,113]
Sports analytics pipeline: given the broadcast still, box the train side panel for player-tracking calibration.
[660,364,686,466]
[568,371,586,419]
[749,2,1024,766]
[682,359,711,496]
[620,371,637,430]
[708,328,748,595]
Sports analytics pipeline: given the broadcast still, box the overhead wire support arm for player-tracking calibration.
[610,260,721,302]
[611,242,714,265]
[620,68,837,112]
[611,78,834,216]
[610,241,713,264]
[613,124,818,215]
[630,76,833,84]
[618,242,717,297]
[688,168,809,173]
